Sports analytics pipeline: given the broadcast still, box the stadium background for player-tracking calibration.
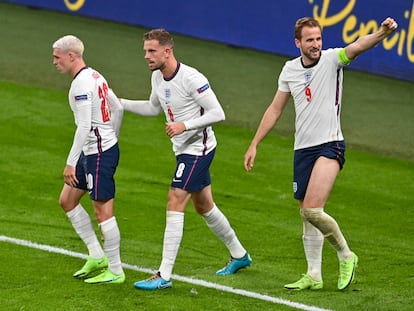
[4,0,414,82]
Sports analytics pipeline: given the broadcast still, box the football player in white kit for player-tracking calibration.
[120,29,252,290]
[244,17,398,291]
[52,35,125,284]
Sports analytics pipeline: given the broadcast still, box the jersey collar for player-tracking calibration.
[73,66,88,80]
[300,56,321,69]
[164,62,180,81]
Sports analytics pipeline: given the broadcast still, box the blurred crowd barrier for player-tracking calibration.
[6,0,414,82]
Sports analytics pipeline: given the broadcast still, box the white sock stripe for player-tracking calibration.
[98,216,116,227]
[166,211,185,216]
[65,204,83,218]
[201,203,217,217]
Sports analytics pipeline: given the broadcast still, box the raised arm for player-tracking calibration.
[345,17,398,60]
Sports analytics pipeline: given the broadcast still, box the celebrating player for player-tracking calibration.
[244,17,398,290]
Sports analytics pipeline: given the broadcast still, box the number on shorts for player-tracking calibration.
[86,173,94,192]
[175,162,185,178]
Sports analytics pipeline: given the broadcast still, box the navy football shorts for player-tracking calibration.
[75,143,119,201]
[293,141,345,200]
[171,148,215,192]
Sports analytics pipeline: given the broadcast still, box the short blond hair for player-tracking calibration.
[52,35,84,57]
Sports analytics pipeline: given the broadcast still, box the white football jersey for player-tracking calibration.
[278,48,347,150]
[66,67,117,166]
[149,63,224,156]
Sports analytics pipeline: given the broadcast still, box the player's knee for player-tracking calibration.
[58,192,78,211]
[301,207,340,238]
[58,194,67,209]
[300,207,324,225]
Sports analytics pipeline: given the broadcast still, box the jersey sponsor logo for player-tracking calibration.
[74,94,88,101]
[197,83,210,94]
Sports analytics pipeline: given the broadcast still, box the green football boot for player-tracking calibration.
[284,274,323,290]
[73,256,108,279]
[338,252,358,290]
[84,269,125,284]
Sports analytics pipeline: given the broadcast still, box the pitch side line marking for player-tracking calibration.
[0,235,332,311]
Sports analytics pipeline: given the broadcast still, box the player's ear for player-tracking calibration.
[294,38,301,48]
[68,51,75,62]
[164,47,173,56]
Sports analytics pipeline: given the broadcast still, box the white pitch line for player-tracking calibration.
[0,235,332,311]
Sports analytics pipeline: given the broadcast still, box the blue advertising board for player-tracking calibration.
[3,0,414,82]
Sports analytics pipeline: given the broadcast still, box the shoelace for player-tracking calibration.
[146,272,161,281]
[339,260,353,276]
[225,257,235,265]
[223,257,238,270]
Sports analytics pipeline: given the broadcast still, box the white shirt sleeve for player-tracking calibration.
[183,91,225,130]
[67,92,92,167]
[107,89,124,138]
[120,96,162,116]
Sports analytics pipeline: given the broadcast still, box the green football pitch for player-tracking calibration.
[0,3,413,311]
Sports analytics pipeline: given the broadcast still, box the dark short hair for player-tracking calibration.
[143,28,174,47]
[294,17,321,40]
